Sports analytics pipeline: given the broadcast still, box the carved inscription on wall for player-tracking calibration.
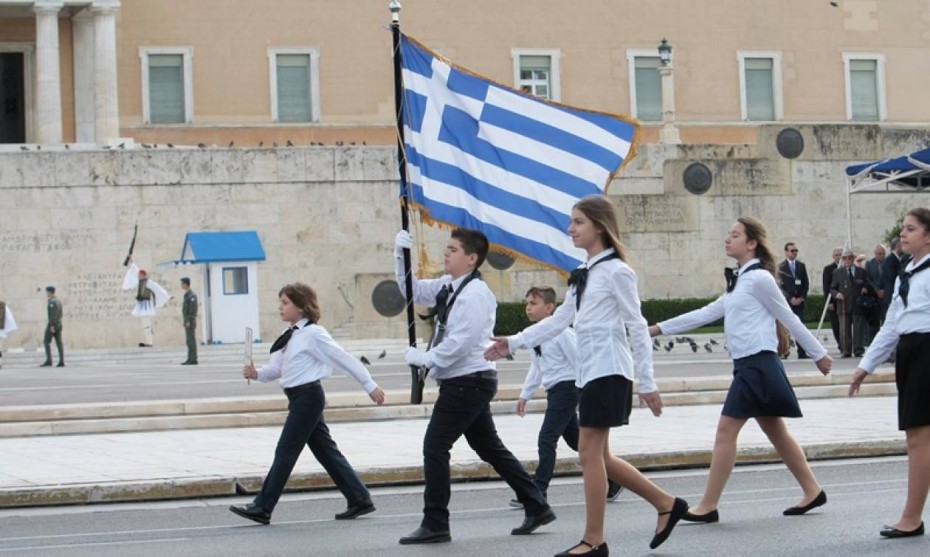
[0,231,94,253]
[67,272,129,321]
[617,195,698,233]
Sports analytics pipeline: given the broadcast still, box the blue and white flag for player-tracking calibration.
[399,34,639,272]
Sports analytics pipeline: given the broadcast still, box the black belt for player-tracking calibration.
[284,380,321,396]
[436,370,496,386]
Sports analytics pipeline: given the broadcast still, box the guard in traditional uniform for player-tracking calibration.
[122,259,169,347]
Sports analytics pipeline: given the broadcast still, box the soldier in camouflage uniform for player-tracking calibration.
[41,286,64,367]
[181,277,198,365]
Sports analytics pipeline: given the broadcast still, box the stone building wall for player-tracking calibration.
[1,124,927,349]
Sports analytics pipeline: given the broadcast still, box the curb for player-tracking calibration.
[0,372,896,438]
[0,440,906,509]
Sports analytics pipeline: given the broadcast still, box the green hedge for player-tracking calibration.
[494,294,828,336]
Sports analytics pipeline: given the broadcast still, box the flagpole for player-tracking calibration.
[390,0,424,404]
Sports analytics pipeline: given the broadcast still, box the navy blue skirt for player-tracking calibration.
[895,332,930,430]
[722,351,802,419]
[579,375,633,428]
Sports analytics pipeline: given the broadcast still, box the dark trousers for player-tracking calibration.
[534,380,579,494]
[43,325,63,364]
[789,302,808,358]
[421,374,547,530]
[184,320,198,363]
[828,308,840,346]
[253,382,369,512]
[838,311,866,356]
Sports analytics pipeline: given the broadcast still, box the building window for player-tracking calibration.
[737,52,782,121]
[223,267,248,295]
[512,49,560,101]
[140,47,193,124]
[626,51,663,122]
[268,48,320,123]
[844,54,885,121]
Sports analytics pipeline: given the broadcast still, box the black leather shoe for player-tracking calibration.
[783,490,826,516]
[683,508,719,523]
[229,503,271,525]
[398,526,451,544]
[334,501,375,520]
[650,497,688,549]
[40,362,52,367]
[607,481,623,502]
[880,522,924,538]
[56,362,65,367]
[511,507,556,535]
[554,540,608,557]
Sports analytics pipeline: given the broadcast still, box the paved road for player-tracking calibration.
[0,335,865,406]
[0,457,924,556]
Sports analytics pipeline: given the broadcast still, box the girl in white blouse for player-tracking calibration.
[650,217,832,524]
[849,207,930,539]
[486,196,687,556]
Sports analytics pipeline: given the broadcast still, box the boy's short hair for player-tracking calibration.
[450,228,489,269]
[525,286,557,305]
[180,277,191,285]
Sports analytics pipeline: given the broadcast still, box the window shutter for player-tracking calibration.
[634,56,662,122]
[849,59,879,121]
[277,54,311,123]
[149,54,184,124]
[744,58,775,121]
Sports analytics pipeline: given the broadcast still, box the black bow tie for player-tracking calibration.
[726,262,763,293]
[270,325,299,354]
[568,252,620,309]
[899,258,930,307]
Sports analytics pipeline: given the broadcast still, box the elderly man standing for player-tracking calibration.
[831,248,868,357]
[864,244,886,343]
[822,247,843,351]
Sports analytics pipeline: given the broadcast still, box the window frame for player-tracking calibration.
[626,49,666,123]
[843,52,886,122]
[139,46,194,125]
[511,48,561,101]
[736,51,783,122]
[267,47,321,123]
[222,266,249,296]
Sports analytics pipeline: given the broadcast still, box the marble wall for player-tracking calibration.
[1,124,928,348]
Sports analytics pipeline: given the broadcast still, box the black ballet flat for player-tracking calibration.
[683,508,719,523]
[880,522,924,538]
[554,540,608,557]
[650,497,688,549]
[783,490,826,516]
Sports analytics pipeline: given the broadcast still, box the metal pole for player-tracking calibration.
[390,0,424,404]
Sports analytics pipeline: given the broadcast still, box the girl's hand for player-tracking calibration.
[369,387,386,405]
[484,337,511,361]
[243,361,258,380]
[848,369,868,397]
[639,391,663,417]
[648,325,662,338]
[815,355,833,376]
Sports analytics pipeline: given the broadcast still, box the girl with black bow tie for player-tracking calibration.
[849,207,930,539]
[650,217,832,525]
[229,283,385,526]
[486,195,688,556]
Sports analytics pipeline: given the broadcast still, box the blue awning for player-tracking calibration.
[845,147,930,191]
[159,231,266,267]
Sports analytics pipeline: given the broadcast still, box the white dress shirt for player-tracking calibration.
[509,249,657,393]
[860,253,930,373]
[395,260,497,380]
[257,318,378,393]
[659,258,827,361]
[519,327,578,400]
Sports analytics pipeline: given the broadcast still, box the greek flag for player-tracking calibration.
[399,34,639,272]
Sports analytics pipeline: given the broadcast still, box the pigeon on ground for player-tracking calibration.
[704,343,713,353]
[689,341,699,353]
[378,350,387,359]
[709,338,719,345]
[360,355,371,365]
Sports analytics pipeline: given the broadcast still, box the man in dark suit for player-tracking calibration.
[778,242,810,358]
[830,248,868,357]
[880,238,910,320]
[821,247,842,350]
[864,243,886,343]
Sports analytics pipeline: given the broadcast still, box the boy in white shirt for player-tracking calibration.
[511,286,622,507]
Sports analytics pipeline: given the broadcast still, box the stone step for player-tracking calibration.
[0,372,894,438]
